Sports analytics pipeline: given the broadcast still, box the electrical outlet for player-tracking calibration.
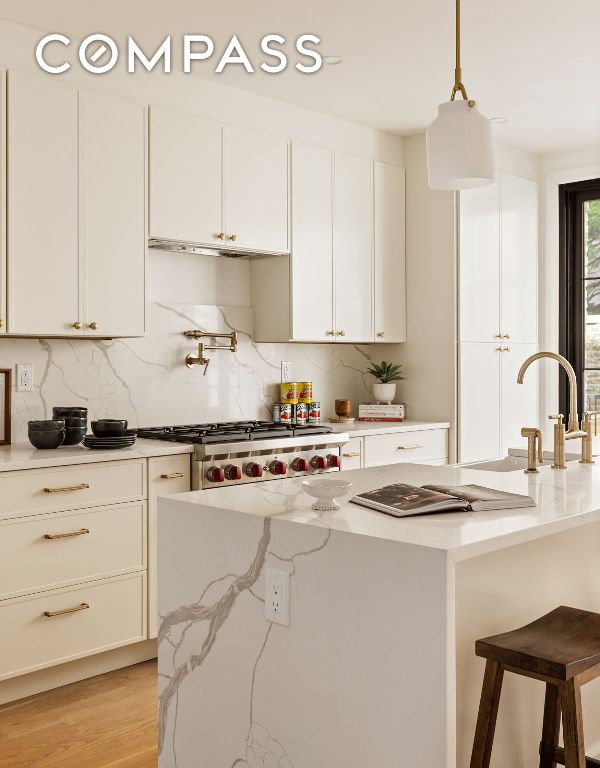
[280,361,292,383]
[16,364,33,393]
[265,568,290,627]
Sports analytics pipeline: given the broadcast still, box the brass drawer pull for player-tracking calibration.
[44,528,90,540]
[342,451,361,458]
[397,445,424,450]
[44,603,89,618]
[160,472,184,479]
[43,483,90,494]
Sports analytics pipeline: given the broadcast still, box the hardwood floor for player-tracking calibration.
[0,661,157,768]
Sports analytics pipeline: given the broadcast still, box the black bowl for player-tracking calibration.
[28,429,66,449]
[91,419,128,437]
[28,420,66,431]
[64,416,88,427]
[63,427,86,446]
[53,407,88,418]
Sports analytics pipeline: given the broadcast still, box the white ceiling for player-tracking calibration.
[0,0,598,153]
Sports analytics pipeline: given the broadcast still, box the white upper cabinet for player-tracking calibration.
[374,163,406,343]
[223,125,289,254]
[459,179,501,343]
[500,174,538,344]
[8,71,80,336]
[333,153,373,342]
[0,71,5,335]
[82,91,146,338]
[149,107,222,247]
[290,142,334,341]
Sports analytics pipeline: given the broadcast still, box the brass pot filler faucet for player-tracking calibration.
[517,352,594,473]
[184,329,238,375]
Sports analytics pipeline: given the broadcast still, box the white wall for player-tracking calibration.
[539,143,600,434]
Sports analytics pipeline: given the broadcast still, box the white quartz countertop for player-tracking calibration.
[0,438,194,472]
[163,460,600,560]
[322,419,451,436]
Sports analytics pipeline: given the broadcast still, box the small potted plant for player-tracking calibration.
[366,361,404,404]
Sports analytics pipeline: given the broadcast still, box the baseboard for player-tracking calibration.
[0,639,157,705]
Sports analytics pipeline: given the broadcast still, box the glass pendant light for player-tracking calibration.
[426,0,495,190]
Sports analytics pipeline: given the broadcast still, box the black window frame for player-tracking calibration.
[559,177,600,418]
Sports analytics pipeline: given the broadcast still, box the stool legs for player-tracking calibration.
[539,683,561,768]
[560,677,585,768]
[470,660,504,768]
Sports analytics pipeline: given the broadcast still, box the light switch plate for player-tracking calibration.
[281,361,292,383]
[265,568,290,627]
[16,364,33,392]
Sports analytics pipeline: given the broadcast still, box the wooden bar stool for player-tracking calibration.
[470,606,600,768]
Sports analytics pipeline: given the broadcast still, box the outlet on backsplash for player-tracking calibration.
[281,361,292,383]
[16,364,33,393]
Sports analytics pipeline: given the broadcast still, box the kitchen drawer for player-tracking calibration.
[0,459,146,518]
[0,573,146,681]
[0,502,146,600]
[364,429,448,467]
[341,437,363,470]
[147,454,191,638]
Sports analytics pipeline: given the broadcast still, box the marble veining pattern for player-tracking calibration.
[0,302,376,443]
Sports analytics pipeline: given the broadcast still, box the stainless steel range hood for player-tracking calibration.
[148,237,287,260]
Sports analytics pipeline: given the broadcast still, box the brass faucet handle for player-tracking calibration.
[549,414,565,424]
[202,358,210,376]
[521,427,543,473]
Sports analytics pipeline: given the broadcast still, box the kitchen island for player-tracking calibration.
[157,461,600,768]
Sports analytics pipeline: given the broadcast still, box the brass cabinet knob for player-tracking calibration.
[377,331,385,338]
[88,322,98,331]
[502,333,511,339]
[327,330,335,336]
[229,234,237,242]
[217,232,225,240]
[0,319,4,328]
[495,334,502,339]
[336,330,347,337]
[503,346,511,352]
[72,321,82,330]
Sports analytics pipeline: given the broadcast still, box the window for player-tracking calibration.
[559,178,600,432]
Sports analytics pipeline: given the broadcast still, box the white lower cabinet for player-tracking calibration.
[341,428,449,470]
[341,437,363,470]
[459,342,538,462]
[147,454,191,638]
[0,573,146,681]
[0,453,191,683]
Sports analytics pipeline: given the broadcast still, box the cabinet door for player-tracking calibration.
[7,71,80,335]
[459,343,501,462]
[149,107,222,247]
[223,125,289,254]
[333,153,373,342]
[290,142,333,341]
[459,180,500,342]
[501,342,538,455]
[0,71,5,334]
[82,91,146,337]
[374,163,406,342]
[500,174,538,344]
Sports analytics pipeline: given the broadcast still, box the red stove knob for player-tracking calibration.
[327,454,341,469]
[311,455,328,470]
[269,460,287,476]
[207,466,225,483]
[224,464,242,481]
[246,462,264,478]
[291,457,309,472]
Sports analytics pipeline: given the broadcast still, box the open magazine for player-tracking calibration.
[350,483,535,518]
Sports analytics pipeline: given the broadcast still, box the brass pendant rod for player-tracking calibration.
[450,0,474,104]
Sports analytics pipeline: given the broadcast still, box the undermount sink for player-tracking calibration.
[463,456,555,473]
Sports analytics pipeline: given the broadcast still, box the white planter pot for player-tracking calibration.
[372,382,396,404]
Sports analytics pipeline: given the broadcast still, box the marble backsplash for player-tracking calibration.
[0,302,381,443]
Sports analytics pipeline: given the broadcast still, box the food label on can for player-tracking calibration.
[279,404,293,422]
[298,381,313,403]
[295,402,308,424]
[308,402,321,423]
[280,382,298,404]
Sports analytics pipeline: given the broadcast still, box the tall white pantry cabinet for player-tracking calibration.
[4,70,147,337]
[458,173,539,462]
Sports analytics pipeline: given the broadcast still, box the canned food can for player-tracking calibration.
[298,381,313,403]
[295,402,308,425]
[272,404,281,423]
[308,402,321,423]
[279,403,293,423]
[280,382,298,404]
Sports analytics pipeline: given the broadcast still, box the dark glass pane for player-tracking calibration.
[584,199,600,277]
[585,279,600,366]
[584,371,600,434]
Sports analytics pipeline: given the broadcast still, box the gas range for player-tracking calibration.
[136,421,349,489]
